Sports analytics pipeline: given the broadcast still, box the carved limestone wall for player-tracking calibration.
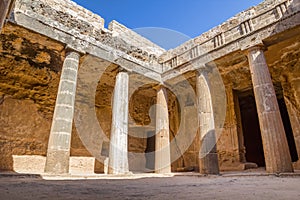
[0,0,299,173]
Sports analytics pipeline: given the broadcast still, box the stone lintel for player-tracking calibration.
[240,37,264,51]
[161,7,300,80]
[65,44,86,55]
[10,11,162,81]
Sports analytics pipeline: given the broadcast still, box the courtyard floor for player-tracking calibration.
[0,171,300,200]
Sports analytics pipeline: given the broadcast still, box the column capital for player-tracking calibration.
[118,67,129,73]
[153,84,167,92]
[65,44,85,55]
[247,44,267,52]
[196,63,215,76]
[196,68,210,77]
[243,44,267,59]
[240,33,265,51]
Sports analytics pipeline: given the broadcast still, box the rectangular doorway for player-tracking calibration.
[236,88,299,167]
[145,131,155,171]
[238,90,265,167]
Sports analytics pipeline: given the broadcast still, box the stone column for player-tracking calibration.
[155,87,171,174]
[247,46,293,173]
[108,71,129,174]
[45,51,80,174]
[0,0,14,31]
[196,71,219,174]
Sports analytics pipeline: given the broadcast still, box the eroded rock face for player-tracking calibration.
[0,97,50,170]
[0,24,64,170]
[0,24,64,116]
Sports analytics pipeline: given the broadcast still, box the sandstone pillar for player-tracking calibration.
[0,0,14,31]
[45,51,80,174]
[108,71,129,174]
[247,46,293,173]
[155,87,171,174]
[196,71,220,174]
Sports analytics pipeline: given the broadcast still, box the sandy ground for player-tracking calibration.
[1,174,300,200]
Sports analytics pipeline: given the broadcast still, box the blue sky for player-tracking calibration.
[72,0,263,49]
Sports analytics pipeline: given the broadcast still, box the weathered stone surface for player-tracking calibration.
[161,0,300,80]
[12,155,96,174]
[0,0,299,175]
[11,0,164,81]
[45,51,80,174]
[0,24,63,171]
[213,27,300,171]
[0,97,50,170]
[196,71,219,174]
[155,87,171,174]
[0,24,64,115]
[108,71,129,174]
[172,105,199,172]
[247,46,293,173]
[108,20,165,60]
[12,155,46,173]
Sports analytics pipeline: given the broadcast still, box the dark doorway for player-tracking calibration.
[145,131,155,171]
[238,91,265,166]
[277,98,299,162]
[238,88,299,167]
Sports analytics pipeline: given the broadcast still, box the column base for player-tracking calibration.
[265,161,294,173]
[199,153,220,175]
[44,150,70,174]
[107,169,132,175]
[155,166,171,174]
[293,160,300,170]
[94,157,109,174]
